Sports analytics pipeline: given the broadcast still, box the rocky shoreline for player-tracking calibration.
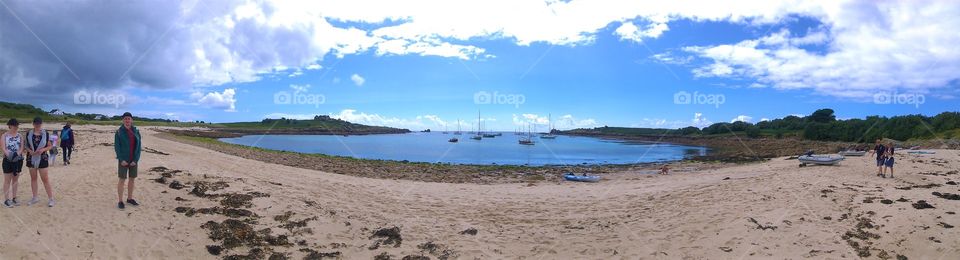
[561,132,865,161]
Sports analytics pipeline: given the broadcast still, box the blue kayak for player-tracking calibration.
[564,173,601,182]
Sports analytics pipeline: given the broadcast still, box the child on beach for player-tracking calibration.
[2,119,24,208]
[25,117,55,207]
[49,130,59,167]
[883,142,895,178]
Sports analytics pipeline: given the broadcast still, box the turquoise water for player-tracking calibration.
[220,132,707,166]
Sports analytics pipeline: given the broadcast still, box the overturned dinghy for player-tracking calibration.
[564,173,601,182]
[798,154,845,166]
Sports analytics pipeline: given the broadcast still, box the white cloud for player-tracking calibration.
[195,88,237,112]
[350,74,365,86]
[263,113,314,120]
[555,114,599,130]
[614,17,669,43]
[684,1,960,98]
[289,84,310,93]
[730,115,753,123]
[759,118,770,122]
[692,112,711,127]
[329,109,462,130]
[5,0,957,103]
[416,115,447,127]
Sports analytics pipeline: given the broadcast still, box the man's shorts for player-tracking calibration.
[118,162,138,179]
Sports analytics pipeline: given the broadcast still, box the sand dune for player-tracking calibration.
[1,125,957,259]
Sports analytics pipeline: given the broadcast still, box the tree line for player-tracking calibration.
[691,109,960,142]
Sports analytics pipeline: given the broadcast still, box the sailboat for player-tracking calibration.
[540,113,557,139]
[454,119,462,135]
[471,111,482,140]
[519,123,535,145]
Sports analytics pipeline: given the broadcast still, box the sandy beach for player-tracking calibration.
[1,125,957,259]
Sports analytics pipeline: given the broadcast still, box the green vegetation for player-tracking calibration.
[0,101,209,127]
[565,109,960,143]
[218,115,408,133]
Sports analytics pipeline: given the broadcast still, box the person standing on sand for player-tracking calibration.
[25,117,55,207]
[115,112,142,209]
[48,130,59,167]
[869,139,886,177]
[60,123,74,165]
[2,119,25,208]
[883,142,895,178]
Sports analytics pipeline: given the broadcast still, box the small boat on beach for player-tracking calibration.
[838,150,866,156]
[798,154,844,166]
[907,151,936,154]
[564,173,601,182]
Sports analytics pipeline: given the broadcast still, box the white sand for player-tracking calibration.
[1,125,957,259]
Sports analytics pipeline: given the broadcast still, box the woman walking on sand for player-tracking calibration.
[2,119,25,208]
[883,141,895,178]
[115,112,142,209]
[869,138,886,177]
[25,117,55,207]
[60,123,74,165]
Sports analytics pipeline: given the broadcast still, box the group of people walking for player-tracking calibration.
[870,138,896,178]
[2,112,141,209]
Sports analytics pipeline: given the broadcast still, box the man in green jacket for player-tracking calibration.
[114,112,141,209]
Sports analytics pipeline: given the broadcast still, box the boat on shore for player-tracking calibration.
[564,173,601,182]
[798,154,844,166]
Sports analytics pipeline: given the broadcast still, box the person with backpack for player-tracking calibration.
[25,117,55,207]
[60,123,74,165]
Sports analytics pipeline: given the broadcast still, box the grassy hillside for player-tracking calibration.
[0,101,208,127]
[217,115,409,134]
[562,109,960,143]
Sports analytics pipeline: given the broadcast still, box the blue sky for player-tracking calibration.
[2,1,958,131]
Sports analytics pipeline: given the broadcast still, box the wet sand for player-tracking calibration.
[0,125,957,259]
